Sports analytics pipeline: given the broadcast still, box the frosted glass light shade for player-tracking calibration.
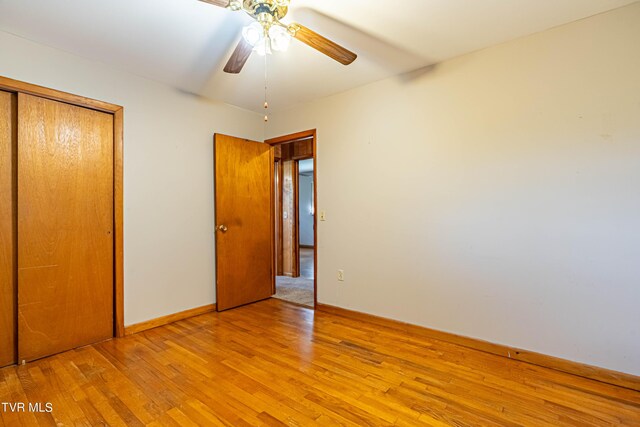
[255,37,272,56]
[269,25,291,52]
[242,22,264,46]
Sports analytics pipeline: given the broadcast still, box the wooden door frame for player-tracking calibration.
[274,159,284,276]
[266,130,317,308]
[0,76,125,338]
[286,160,300,278]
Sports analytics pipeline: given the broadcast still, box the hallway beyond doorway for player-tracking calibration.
[274,248,314,307]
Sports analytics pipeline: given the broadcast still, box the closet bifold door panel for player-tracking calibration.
[17,93,114,362]
[0,91,16,367]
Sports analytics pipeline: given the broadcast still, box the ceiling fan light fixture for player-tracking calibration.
[255,37,272,56]
[242,21,264,46]
[269,25,291,52]
[212,0,357,74]
[228,0,242,11]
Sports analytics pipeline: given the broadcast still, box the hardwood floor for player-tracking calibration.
[1,298,639,426]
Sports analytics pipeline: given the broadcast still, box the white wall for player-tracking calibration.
[299,174,314,246]
[267,3,640,376]
[0,31,263,326]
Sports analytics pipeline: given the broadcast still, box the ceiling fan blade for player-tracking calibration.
[290,23,357,65]
[198,0,230,7]
[224,39,253,74]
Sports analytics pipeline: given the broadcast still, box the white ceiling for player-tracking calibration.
[0,0,636,112]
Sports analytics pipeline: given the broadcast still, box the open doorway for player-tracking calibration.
[267,130,317,308]
[274,159,314,307]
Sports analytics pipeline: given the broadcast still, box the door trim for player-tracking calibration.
[274,159,284,276]
[266,130,317,309]
[0,76,125,338]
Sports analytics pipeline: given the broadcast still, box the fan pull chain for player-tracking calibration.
[263,48,269,124]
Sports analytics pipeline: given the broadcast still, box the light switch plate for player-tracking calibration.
[319,211,326,221]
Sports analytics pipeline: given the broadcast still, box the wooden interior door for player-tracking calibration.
[0,91,16,367]
[214,134,274,311]
[17,93,114,362]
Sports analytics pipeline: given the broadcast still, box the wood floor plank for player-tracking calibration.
[0,298,638,426]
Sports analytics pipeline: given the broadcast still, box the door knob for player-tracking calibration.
[217,224,228,232]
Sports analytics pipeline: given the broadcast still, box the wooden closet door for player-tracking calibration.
[17,93,114,362]
[0,91,16,367]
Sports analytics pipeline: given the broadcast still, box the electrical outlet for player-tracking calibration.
[337,269,345,281]
[319,211,326,221]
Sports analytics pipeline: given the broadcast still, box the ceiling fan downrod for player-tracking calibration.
[228,0,290,21]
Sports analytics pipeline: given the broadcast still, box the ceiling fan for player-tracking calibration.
[199,0,357,74]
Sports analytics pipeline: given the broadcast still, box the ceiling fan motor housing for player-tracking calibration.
[244,0,289,21]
